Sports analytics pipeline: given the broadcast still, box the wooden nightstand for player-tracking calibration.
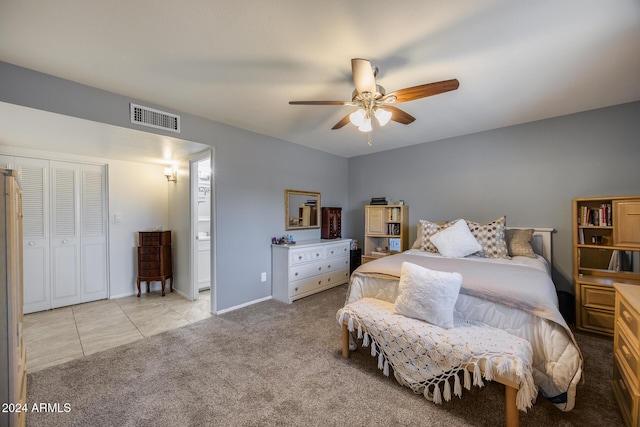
[137,231,173,297]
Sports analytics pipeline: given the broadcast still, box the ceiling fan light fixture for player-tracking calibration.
[358,117,372,132]
[375,108,392,126]
[349,109,366,126]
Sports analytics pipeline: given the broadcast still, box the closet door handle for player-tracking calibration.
[29,241,35,246]
[62,239,69,244]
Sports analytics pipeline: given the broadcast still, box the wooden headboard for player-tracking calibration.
[507,227,554,268]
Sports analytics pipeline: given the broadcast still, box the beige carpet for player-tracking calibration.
[26,284,622,426]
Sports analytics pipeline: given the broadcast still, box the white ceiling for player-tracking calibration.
[1,0,639,158]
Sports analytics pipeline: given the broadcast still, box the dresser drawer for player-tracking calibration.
[289,261,325,282]
[139,246,161,255]
[326,268,350,287]
[325,242,350,259]
[613,359,640,427]
[324,256,349,273]
[290,247,324,265]
[618,326,640,389]
[290,275,326,297]
[620,296,640,344]
[139,269,161,277]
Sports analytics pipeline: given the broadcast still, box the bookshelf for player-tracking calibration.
[573,196,640,336]
[362,204,409,264]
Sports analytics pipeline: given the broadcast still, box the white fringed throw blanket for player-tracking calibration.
[337,298,538,411]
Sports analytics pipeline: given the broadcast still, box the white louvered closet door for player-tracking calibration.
[80,164,108,301]
[17,158,51,314]
[50,161,82,309]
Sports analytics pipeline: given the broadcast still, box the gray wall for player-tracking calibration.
[348,101,640,293]
[0,62,349,311]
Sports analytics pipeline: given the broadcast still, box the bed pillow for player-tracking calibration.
[429,219,482,258]
[418,219,456,253]
[466,216,510,259]
[394,262,462,329]
[505,228,536,258]
[411,222,423,249]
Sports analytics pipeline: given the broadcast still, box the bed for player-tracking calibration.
[338,220,583,419]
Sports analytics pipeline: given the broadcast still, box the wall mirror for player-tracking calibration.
[285,189,321,230]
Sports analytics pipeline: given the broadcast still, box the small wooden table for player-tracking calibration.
[137,231,173,296]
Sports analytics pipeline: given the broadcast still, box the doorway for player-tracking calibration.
[190,150,215,311]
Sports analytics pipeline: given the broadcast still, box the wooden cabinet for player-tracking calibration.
[272,239,350,303]
[613,283,640,427]
[137,231,173,297]
[1,169,26,427]
[321,207,342,239]
[362,205,409,264]
[574,196,640,336]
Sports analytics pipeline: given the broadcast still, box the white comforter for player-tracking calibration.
[346,249,583,411]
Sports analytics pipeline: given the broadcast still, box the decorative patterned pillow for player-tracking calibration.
[505,228,536,258]
[394,262,462,329]
[418,219,456,253]
[466,216,510,259]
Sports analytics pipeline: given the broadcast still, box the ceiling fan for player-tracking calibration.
[289,58,459,140]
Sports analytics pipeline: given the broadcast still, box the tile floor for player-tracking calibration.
[23,290,212,373]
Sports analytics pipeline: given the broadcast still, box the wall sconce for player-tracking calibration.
[164,167,177,183]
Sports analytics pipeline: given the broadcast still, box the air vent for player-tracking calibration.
[130,103,180,133]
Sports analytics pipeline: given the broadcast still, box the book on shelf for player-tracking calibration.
[387,223,400,235]
[578,203,612,226]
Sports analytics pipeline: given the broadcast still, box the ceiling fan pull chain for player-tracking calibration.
[367,133,372,146]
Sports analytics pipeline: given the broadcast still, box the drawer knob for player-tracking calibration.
[295,287,298,292]
[295,272,298,276]
[318,267,322,271]
[623,311,633,323]
[318,280,322,284]
[622,345,633,361]
[331,250,334,254]
[298,256,302,260]
[327,277,331,282]
[328,265,331,268]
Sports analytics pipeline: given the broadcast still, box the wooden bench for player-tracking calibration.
[339,299,534,427]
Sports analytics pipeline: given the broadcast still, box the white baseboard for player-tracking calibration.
[216,296,272,314]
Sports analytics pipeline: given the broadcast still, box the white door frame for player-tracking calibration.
[189,149,216,313]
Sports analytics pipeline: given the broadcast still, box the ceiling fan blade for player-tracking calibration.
[289,100,347,105]
[351,58,376,95]
[331,114,351,130]
[384,106,416,124]
[386,79,460,103]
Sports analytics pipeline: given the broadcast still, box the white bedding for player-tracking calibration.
[346,249,583,411]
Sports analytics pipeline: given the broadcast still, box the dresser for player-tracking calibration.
[137,231,173,297]
[272,239,351,304]
[1,169,26,427]
[613,283,640,427]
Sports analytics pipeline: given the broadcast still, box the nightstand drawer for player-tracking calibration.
[582,284,615,311]
[581,306,615,334]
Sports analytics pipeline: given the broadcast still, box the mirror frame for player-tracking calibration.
[285,189,321,231]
